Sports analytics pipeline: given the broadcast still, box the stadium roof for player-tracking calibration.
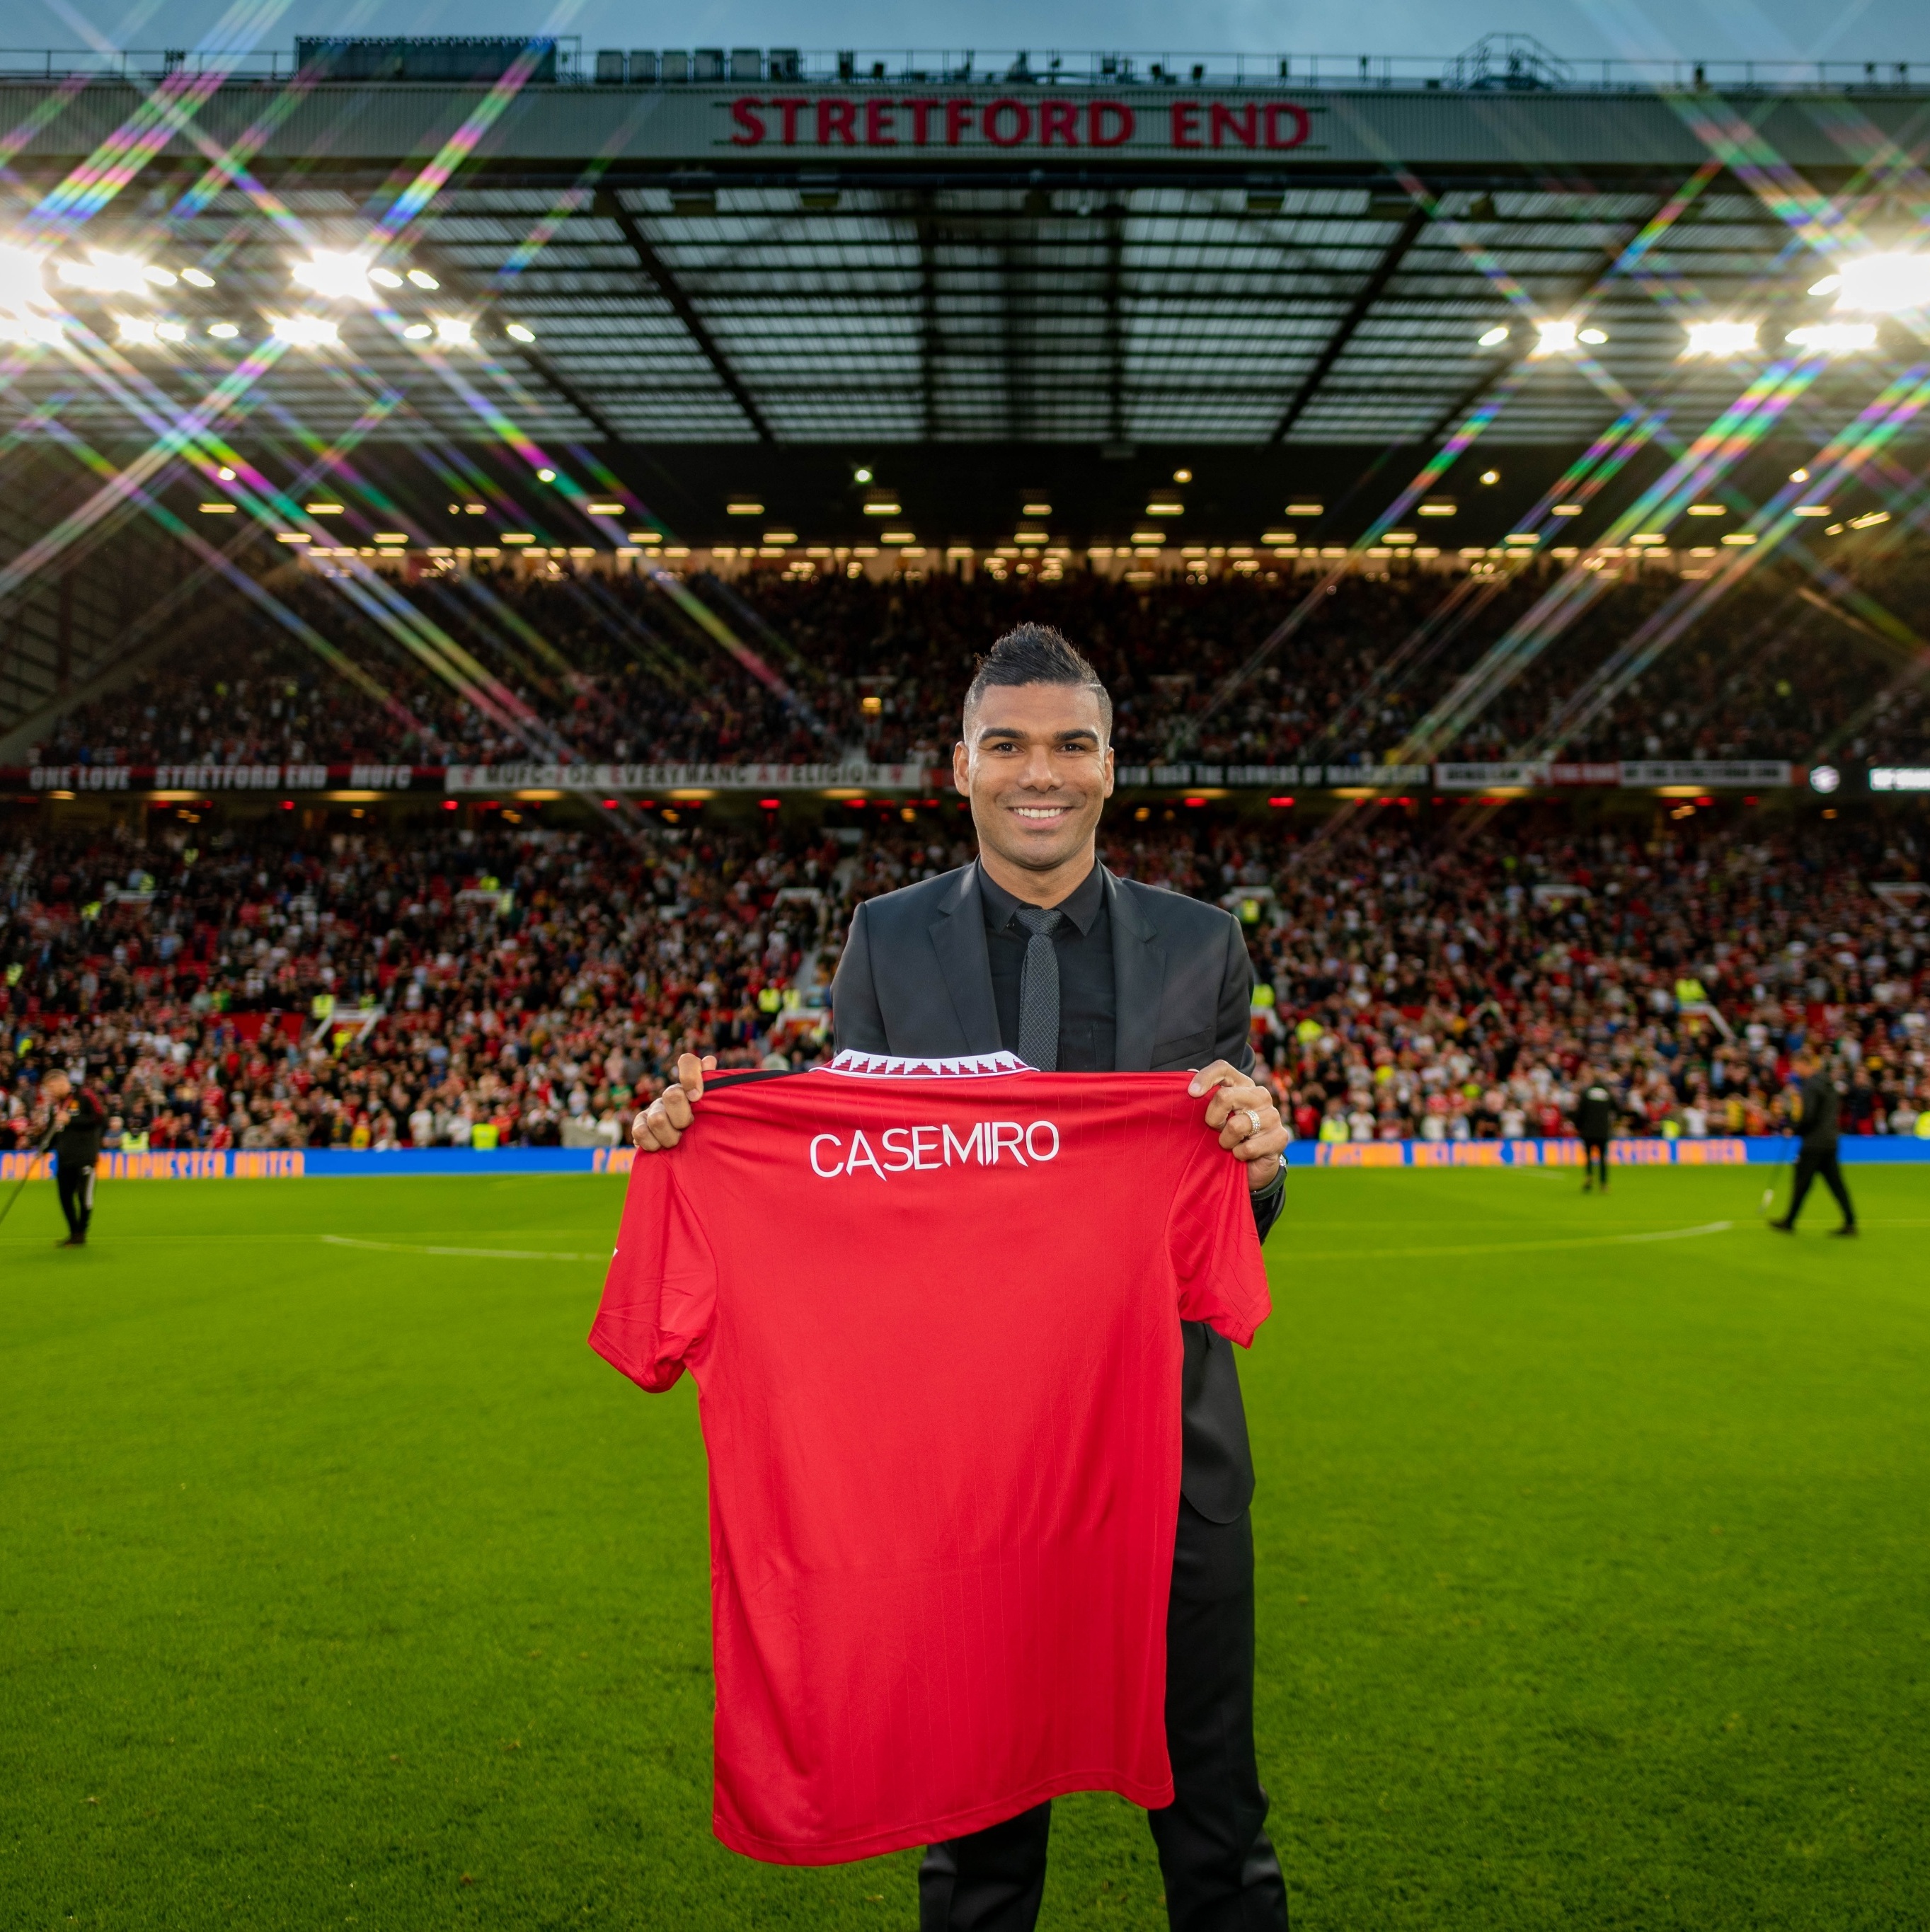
[5,40,1930,470]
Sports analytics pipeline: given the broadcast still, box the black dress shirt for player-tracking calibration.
[978,861,1116,1072]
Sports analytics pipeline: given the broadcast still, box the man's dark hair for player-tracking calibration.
[961,623,1113,742]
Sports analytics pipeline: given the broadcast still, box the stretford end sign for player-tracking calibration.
[719,95,1317,151]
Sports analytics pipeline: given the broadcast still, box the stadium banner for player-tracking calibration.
[1616,760,1793,788]
[6,1139,1926,1183]
[441,761,933,792]
[1436,761,1551,790]
[1293,1136,1930,1168]
[13,763,440,791]
[7,759,1811,796]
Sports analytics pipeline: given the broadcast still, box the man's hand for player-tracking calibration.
[1189,1059,1287,1190]
[631,1053,717,1152]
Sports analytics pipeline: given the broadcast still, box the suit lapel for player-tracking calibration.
[928,864,1001,1053]
[1107,870,1167,1071]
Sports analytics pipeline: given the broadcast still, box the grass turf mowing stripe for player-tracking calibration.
[321,1234,612,1261]
[1,1168,1926,1927]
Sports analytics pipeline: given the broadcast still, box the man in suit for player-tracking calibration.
[633,623,1291,1931]
[1771,1047,1856,1236]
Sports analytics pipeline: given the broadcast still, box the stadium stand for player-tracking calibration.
[21,555,1930,776]
[2,811,1924,1152]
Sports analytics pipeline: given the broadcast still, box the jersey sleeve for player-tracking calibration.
[588,1154,718,1392]
[1165,1122,1273,1347]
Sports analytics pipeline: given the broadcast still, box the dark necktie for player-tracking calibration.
[1014,906,1063,1071]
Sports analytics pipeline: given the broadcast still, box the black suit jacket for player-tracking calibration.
[831,861,1282,1522]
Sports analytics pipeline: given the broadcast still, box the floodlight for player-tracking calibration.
[1835,253,1930,314]
[1578,327,1607,345]
[368,266,403,289]
[434,316,473,346]
[0,242,51,314]
[156,321,186,343]
[504,321,535,343]
[270,315,341,347]
[407,268,439,289]
[61,251,158,297]
[180,268,215,287]
[1684,321,1757,356]
[403,323,432,339]
[1477,324,1509,346]
[1786,322,1878,352]
[207,321,239,338]
[291,251,377,302]
[0,314,59,345]
[115,316,160,346]
[1532,319,1578,356]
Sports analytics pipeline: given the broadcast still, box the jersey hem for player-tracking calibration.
[716,1769,1177,1866]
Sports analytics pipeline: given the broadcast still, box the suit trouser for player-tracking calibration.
[57,1158,96,1239]
[1787,1146,1854,1228]
[1582,1137,1609,1185]
[918,1500,1288,1932]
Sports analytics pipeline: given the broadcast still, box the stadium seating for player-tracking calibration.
[23,556,1930,776]
[1,812,1923,1151]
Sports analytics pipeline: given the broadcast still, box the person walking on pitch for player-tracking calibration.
[1771,1048,1856,1238]
[1575,1065,1616,1192]
[42,1071,107,1248]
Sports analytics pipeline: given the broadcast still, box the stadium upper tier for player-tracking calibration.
[1,811,1923,1153]
[16,563,1929,782]
[3,36,1930,454]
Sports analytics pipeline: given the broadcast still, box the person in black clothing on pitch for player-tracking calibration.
[1575,1064,1617,1192]
[43,1071,108,1247]
[1771,1048,1856,1237]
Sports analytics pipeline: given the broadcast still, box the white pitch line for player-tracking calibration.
[321,1234,609,1262]
[1285,1220,1733,1263]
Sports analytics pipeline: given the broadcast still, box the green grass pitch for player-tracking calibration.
[3,1163,1926,1928]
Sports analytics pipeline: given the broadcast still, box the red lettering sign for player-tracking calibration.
[818,97,856,145]
[1265,101,1311,149]
[719,92,1289,151]
[1210,102,1256,148]
[729,96,765,145]
[1039,98,1078,146]
[984,98,1032,146]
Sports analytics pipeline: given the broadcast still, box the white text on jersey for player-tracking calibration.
[809,1121,1061,1178]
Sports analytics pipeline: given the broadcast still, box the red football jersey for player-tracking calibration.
[590,1050,1273,1865]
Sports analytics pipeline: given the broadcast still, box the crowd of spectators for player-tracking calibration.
[25,548,1930,778]
[3,806,1924,1155]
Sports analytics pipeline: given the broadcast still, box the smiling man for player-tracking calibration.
[633,623,1290,1928]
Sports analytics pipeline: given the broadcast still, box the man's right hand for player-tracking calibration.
[631,1053,717,1151]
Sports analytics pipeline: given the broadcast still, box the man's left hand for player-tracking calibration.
[1189,1060,1287,1190]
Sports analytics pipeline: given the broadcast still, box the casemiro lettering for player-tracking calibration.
[810,1121,1061,1178]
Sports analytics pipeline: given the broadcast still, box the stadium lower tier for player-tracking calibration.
[2,808,1924,1154]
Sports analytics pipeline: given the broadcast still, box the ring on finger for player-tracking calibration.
[1241,1106,1261,1139]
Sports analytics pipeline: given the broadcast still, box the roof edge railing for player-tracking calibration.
[0,35,1920,93]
